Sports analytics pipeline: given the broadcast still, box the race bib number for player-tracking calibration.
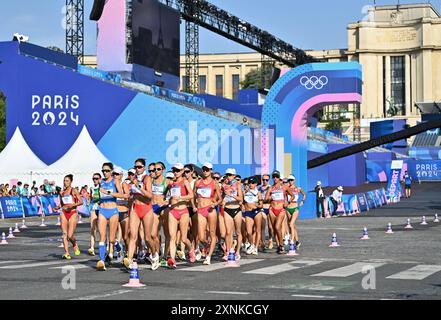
[171,186,181,198]
[100,189,114,199]
[244,194,257,204]
[152,185,164,195]
[130,185,142,195]
[288,194,299,202]
[271,190,284,201]
[62,195,73,204]
[224,191,237,203]
[197,187,212,198]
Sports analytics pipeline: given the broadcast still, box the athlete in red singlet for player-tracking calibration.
[193,162,222,265]
[167,163,194,269]
[264,170,296,254]
[54,174,83,260]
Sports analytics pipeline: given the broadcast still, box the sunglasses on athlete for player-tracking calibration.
[213,176,220,180]
[262,179,269,182]
[135,165,145,169]
[102,169,111,174]
[202,167,212,172]
[184,170,192,174]
[149,168,163,173]
[93,177,100,181]
[172,168,182,173]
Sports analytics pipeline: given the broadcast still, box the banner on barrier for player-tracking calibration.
[386,160,403,201]
[2,195,61,218]
[0,196,24,218]
[356,193,368,212]
[22,196,39,217]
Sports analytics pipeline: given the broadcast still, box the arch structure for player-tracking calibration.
[261,62,363,191]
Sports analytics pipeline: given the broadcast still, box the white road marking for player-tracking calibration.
[207,291,250,295]
[50,264,91,270]
[291,294,336,299]
[0,259,90,269]
[178,259,263,272]
[243,259,322,275]
[311,262,385,277]
[71,289,133,300]
[0,260,34,265]
[386,265,441,280]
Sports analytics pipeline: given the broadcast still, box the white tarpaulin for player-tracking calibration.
[0,127,48,184]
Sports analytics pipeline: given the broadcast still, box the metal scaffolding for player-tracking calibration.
[65,0,84,64]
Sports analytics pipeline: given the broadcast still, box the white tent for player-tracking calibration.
[32,126,112,188]
[0,127,48,185]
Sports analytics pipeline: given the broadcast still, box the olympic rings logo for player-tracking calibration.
[300,75,329,90]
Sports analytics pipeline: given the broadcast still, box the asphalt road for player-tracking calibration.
[0,182,440,300]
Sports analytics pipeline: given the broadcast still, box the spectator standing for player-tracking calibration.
[402,171,412,198]
[16,182,22,195]
[314,181,326,218]
[43,179,53,195]
[331,186,344,217]
[21,184,30,197]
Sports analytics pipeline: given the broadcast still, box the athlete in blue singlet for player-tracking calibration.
[97,162,125,271]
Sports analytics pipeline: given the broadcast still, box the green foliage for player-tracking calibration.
[325,118,343,132]
[0,92,5,151]
[240,68,264,90]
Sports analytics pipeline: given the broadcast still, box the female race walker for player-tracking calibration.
[97,163,125,271]
[264,170,296,254]
[123,159,154,270]
[285,175,306,250]
[222,168,244,261]
[243,177,263,256]
[193,162,222,265]
[150,161,170,269]
[88,173,101,256]
[167,163,194,269]
[113,167,131,261]
[55,174,83,260]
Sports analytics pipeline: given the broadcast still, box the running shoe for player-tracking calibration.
[123,257,130,269]
[62,253,72,260]
[177,250,186,261]
[246,244,254,255]
[195,249,202,261]
[87,248,95,256]
[252,247,258,256]
[277,245,283,254]
[283,235,290,246]
[296,241,302,250]
[203,256,211,265]
[268,239,273,250]
[137,250,146,261]
[188,249,196,263]
[244,242,251,253]
[201,246,207,259]
[222,255,228,261]
[167,258,177,269]
[160,258,168,267]
[97,260,106,271]
[115,251,123,264]
[235,253,241,261]
[151,257,160,271]
[73,245,80,256]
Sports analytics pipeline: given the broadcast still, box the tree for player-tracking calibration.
[0,92,5,151]
[325,118,343,132]
[241,67,264,89]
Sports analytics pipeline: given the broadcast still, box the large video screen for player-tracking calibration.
[129,0,180,77]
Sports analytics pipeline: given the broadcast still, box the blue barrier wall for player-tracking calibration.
[328,144,366,187]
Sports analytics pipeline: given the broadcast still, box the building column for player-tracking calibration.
[385,56,391,117]
[405,54,411,116]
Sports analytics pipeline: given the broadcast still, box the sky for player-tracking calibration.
[0,0,440,55]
